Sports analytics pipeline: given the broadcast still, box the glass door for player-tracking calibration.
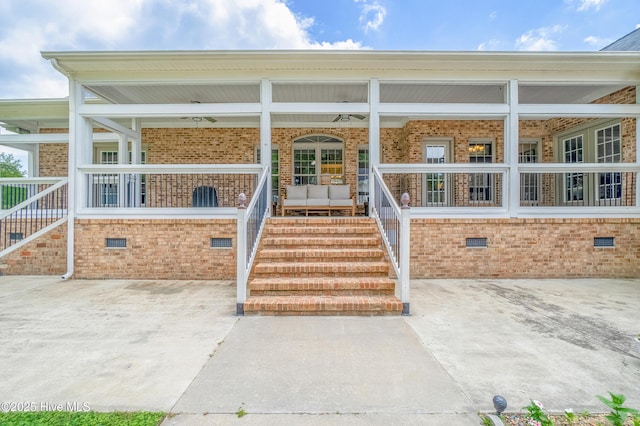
[423,141,450,206]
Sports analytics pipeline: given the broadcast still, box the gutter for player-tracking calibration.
[49,57,75,280]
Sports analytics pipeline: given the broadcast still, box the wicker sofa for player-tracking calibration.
[280,184,355,216]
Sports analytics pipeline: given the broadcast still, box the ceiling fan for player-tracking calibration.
[181,100,217,124]
[332,113,366,122]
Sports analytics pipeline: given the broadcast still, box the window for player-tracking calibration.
[92,146,146,208]
[468,140,493,202]
[563,135,584,202]
[596,123,621,201]
[519,139,541,205]
[255,146,280,202]
[292,135,343,186]
[559,121,621,205]
[357,146,369,205]
[423,139,451,206]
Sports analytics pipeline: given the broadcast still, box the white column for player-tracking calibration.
[236,207,247,315]
[131,118,142,207]
[400,203,411,315]
[636,85,640,207]
[369,79,380,211]
[261,79,273,212]
[507,79,520,216]
[63,80,86,278]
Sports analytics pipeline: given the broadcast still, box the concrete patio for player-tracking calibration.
[0,276,638,425]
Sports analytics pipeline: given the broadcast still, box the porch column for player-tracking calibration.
[507,79,520,216]
[636,85,639,207]
[65,79,90,278]
[368,78,380,211]
[130,118,142,207]
[260,78,272,212]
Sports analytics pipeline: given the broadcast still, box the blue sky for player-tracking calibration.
[1,0,639,168]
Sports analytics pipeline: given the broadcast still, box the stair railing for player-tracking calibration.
[371,166,410,315]
[0,178,69,258]
[236,166,270,315]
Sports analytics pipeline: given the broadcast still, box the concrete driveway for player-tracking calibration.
[0,276,638,425]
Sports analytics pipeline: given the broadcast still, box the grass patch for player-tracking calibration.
[0,411,165,426]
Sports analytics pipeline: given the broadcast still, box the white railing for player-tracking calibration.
[77,164,262,217]
[0,178,68,257]
[236,166,270,315]
[371,166,410,315]
[376,163,639,217]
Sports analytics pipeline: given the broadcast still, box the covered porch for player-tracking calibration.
[1,51,639,312]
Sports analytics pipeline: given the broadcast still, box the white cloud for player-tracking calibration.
[489,11,497,21]
[477,39,503,51]
[584,35,612,48]
[354,0,387,34]
[0,0,365,99]
[515,25,566,51]
[565,0,607,11]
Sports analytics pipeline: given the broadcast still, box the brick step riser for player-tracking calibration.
[257,255,385,263]
[250,289,395,296]
[260,243,382,251]
[252,272,390,279]
[244,310,401,316]
[262,230,380,241]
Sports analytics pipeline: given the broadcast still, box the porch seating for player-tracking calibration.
[281,184,355,216]
[192,186,218,207]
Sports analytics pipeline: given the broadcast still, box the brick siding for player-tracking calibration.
[410,218,640,278]
[73,219,236,279]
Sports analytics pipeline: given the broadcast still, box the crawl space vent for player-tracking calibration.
[105,238,127,248]
[594,237,614,248]
[466,237,487,248]
[210,238,232,248]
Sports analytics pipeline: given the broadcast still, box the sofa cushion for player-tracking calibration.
[286,185,307,200]
[329,184,350,200]
[329,199,353,207]
[283,198,307,207]
[306,198,330,206]
[307,184,328,199]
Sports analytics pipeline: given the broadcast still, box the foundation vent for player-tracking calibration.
[594,237,614,248]
[105,238,127,248]
[210,238,232,248]
[9,232,23,241]
[466,237,487,248]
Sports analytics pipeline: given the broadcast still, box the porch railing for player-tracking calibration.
[0,178,68,257]
[78,164,262,213]
[371,166,410,315]
[236,166,270,315]
[377,163,639,216]
[517,163,638,214]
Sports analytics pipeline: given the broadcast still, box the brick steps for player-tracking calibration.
[252,261,390,278]
[249,277,396,296]
[257,248,386,263]
[243,217,402,316]
[243,295,402,316]
[260,236,381,248]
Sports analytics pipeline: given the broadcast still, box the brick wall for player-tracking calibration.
[0,224,67,275]
[410,218,640,278]
[73,219,237,279]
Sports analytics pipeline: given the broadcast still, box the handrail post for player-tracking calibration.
[236,194,247,316]
[400,192,411,316]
